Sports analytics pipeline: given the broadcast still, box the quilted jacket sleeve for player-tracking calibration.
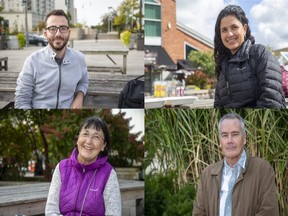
[254,45,286,108]
[214,82,223,108]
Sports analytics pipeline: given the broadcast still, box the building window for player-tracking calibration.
[145,20,161,37]
[185,44,197,60]
[144,1,161,37]
[145,4,161,19]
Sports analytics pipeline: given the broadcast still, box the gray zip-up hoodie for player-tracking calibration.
[15,45,89,109]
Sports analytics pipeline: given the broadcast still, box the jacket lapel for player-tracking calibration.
[211,160,224,215]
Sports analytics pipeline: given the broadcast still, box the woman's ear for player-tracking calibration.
[243,23,248,34]
[102,142,107,151]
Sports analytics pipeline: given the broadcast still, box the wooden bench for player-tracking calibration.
[0,57,8,71]
[80,49,129,74]
[0,180,144,216]
[0,72,139,108]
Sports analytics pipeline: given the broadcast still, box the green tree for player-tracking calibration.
[32,21,45,31]
[114,0,139,33]
[188,50,215,79]
[100,11,118,33]
[0,111,31,180]
[104,110,144,167]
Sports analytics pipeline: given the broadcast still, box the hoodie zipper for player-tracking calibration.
[55,64,62,109]
[74,164,86,214]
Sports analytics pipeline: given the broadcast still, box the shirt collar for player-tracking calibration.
[223,149,247,174]
[46,45,71,64]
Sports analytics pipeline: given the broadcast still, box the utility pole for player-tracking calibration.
[23,0,29,47]
[108,6,113,32]
[139,0,143,32]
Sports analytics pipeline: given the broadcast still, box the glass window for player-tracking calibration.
[145,20,161,37]
[185,44,197,60]
[145,4,161,19]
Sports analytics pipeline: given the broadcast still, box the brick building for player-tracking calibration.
[144,0,214,69]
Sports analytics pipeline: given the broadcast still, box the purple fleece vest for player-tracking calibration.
[59,148,112,216]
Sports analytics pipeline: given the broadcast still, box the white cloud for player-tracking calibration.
[250,0,288,49]
[176,0,226,42]
[112,109,144,138]
[74,0,122,26]
[176,0,288,49]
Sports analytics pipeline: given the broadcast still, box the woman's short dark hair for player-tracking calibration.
[45,9,70,26]
[214,5,255,77]
[76,116,111,157]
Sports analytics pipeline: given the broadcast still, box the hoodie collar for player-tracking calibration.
[70,147,108,172]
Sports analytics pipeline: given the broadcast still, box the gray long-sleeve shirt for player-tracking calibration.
[45,164,121,216]
[15,46,89,109]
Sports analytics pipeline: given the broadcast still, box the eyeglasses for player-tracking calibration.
[79,132,104,143]
[45,25,69,34]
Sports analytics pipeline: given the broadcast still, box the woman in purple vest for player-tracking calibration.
[45,116,121,216]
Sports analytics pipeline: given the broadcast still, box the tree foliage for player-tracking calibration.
[114,0,139,32]
[32,21,45,31]
[188,50,215,78]
[97,0,140,33]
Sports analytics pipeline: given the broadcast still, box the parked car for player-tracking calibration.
[28,33,48,46]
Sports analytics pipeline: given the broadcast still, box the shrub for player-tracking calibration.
[17,33,25,48]
[145,171,196,216]
[145,171,175,216]
[186,70,209,89]
[120,30,131,45]
[163,184,196,216]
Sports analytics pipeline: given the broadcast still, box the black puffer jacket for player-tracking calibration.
[214,40,286,108]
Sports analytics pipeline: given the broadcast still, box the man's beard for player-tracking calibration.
[48,36,68,51]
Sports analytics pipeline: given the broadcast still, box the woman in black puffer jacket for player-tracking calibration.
[214,5,286,108]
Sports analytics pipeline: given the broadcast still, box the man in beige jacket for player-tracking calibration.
[193,113,279,216]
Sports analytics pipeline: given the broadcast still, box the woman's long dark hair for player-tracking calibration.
[214,5,255,77]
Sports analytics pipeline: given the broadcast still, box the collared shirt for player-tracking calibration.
[219,150,247,216]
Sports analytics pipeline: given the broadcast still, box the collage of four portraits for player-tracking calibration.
[0,0,287,216]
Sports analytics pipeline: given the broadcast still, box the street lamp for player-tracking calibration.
[22,0,29,47]
[108,6,113,32]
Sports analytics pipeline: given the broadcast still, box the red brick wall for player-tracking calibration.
[161,0,213,63]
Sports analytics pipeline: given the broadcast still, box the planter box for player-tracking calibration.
[7,35,19,49]
[115,167,140,180]
[128,33,137,49]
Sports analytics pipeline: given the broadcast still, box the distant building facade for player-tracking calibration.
[55,0,77,25]
[0,0,54,32]
[0,0,77,33]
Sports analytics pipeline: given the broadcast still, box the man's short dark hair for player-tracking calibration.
[45,9,70,26]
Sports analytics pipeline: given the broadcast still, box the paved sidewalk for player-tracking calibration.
[0,39,144,75]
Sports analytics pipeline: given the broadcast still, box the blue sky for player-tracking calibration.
[176,0,288,50]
